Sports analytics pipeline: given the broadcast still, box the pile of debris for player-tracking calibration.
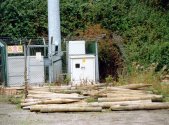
[21,84,169,113]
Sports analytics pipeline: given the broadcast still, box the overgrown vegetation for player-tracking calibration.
[74,24,124,81]
[8,95,22,108]
[112,62,169,101]
[0,0,169,96]
[105,75,114,84]
[0,95,22,108]
[0,95,10,102]
[86,97,97,103]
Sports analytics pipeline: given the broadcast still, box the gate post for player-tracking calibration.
[24,40,28,98]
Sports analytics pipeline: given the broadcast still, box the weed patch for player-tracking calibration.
[113,63,169,102]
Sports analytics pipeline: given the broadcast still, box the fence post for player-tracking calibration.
[24,40,28,98]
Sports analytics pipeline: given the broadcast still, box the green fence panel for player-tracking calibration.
[86,41,96,55]
[0,47,2,85]
[0,41,7,86]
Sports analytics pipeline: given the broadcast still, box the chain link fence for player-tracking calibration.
[27,44,49,85]
[0,37,50,87]
[8,56,25,86]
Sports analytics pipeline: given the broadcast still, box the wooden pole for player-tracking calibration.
[111,103,169,111]
[24,40,28,98]
[98,95,163,102]
[21,98,79,107]
[89,100,152,108]
[40,106,102,113]
[118,84,152,90]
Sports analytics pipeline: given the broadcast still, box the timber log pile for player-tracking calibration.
[21,84,169,113]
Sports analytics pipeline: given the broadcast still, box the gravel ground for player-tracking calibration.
[0,101,169,125]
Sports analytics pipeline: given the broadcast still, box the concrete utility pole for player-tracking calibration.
[48,0,62,83]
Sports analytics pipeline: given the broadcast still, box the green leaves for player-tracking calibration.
[0,0,47,38]
[0,0,169,73]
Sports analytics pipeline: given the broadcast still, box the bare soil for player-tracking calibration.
[0,100,169,125]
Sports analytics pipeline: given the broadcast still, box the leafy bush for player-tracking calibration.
[1,0,169,81]
[0,0,48,38]
[105,75,113,84]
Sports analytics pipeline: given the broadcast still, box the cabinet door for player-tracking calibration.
[71,59,83,82]
[71,58,95,84]
[82,58,95,82]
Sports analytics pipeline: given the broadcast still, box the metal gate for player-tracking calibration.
[8,56,25,86]
[4,38,49,86]
[27,45,49,85]
[7,45,49,86]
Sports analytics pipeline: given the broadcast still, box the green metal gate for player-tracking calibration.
[0,41,7,86]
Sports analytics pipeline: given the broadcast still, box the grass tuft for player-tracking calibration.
[113,62,169,102]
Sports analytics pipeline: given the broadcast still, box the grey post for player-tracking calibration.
[48,0,62,83]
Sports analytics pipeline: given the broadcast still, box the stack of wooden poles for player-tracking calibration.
[21,84,169,113]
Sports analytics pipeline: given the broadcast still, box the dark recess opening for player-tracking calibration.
[75,64,80,68]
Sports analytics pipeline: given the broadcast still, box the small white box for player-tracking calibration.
[68,41,85,55]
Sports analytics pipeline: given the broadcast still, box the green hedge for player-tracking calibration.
[1,0,169,75]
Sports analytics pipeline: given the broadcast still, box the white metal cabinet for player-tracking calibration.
[70,55,95,85]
